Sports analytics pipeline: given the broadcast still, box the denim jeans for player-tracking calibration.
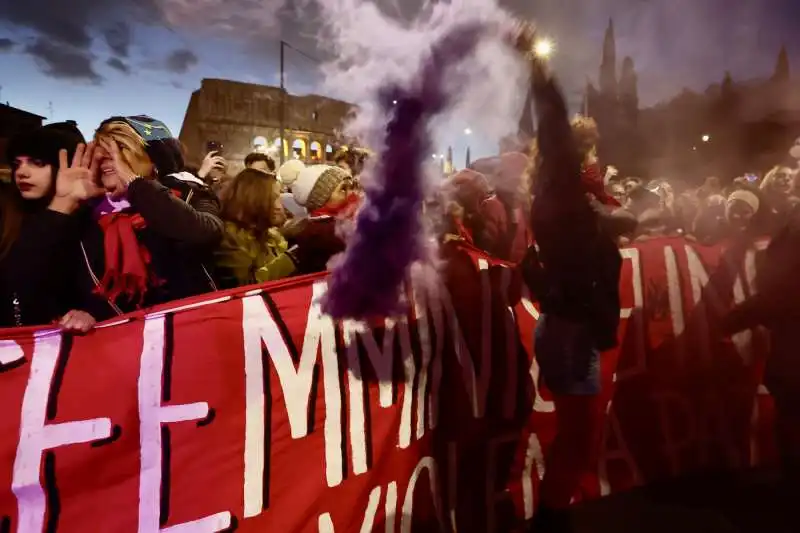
[534,313,600,396]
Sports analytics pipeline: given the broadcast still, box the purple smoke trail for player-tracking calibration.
[322,22,487,320]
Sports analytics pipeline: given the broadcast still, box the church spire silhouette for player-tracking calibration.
[773,44,790,81]
[599,18,618,97]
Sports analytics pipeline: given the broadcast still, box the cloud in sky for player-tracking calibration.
[24,38,103,83]
[0,37,15,51]
[165,48,198,74]
[0,0,795,103]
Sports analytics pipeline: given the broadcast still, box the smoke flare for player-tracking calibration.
[321,22,488,320]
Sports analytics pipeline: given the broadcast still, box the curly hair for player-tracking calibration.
[570,115,600,163]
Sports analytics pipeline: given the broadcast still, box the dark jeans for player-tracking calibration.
[534,314,600,395]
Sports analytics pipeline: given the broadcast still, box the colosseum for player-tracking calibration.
[179,78,356,173]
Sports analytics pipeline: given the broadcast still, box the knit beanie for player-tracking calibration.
[292,165,348,212]
[277,159,306,188]
[727,189,760,214]
[97,115,184,177]
[6,122,86,171]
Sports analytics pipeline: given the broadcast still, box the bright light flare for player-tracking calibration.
[534,39,554,58]
[702,134,710,142]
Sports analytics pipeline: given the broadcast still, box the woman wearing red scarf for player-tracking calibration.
[279,162,362,274]
[75,116,223,318]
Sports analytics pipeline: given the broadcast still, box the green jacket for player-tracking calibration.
[215,222,296,288]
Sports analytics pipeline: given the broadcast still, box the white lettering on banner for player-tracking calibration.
[685,246,756,365]
[241,296,272,517]
[528,355,555,414]
[384,481,398,533]
[318,513,334,533]
[396,318,416,449]
[242,286,344,490]
[411,265,446,431]
[412,293,434,441]
[358,486,382,533]
[400,457,443,533]
[616,248,646,382]
[138,316,231,533]
[730,254,755,365]
[664,246,686,364]
[684,246,716,365]
[446,441,458,530]
[476,260,493,419]
[0,339,24,365]
[301,283,344,487]
[497,265,519,419]
[342,322,369,476]
[12,332,112,533]
[521,433,545,520]
[597,401,641,496]
[519,285,555,414]
[436,283,480,418]
[486,434,518,532]
[343,316,412,470]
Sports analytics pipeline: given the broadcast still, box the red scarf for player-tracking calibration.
[581,163,620,207]
[453,217,474,245]
[96,213,158,305]
[311,193,362,219]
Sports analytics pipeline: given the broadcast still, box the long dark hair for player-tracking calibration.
[0,181,22,261]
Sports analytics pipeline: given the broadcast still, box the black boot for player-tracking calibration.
[529,506,572,533]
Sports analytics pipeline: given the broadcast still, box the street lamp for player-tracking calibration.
[702,134,710,142]
[534,38,554,59]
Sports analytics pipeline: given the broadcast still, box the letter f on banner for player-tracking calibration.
[12,333,113,532]
[138,316,232,532]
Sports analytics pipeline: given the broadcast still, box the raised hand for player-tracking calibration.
[509,20,537,55]
[198,151,226,179]
[50,143,102,213]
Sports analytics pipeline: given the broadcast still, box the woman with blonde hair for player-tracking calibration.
[215,169,298,288]
[75,115,223,317]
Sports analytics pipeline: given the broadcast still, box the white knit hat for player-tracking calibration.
[277,159,306,187]
[727,189,760,213]
[292,165,348,212]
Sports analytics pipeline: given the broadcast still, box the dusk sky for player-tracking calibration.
[0,0,797,159]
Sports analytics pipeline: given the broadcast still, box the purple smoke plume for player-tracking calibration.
[322,22,487,320]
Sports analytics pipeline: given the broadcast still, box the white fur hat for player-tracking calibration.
[292,164,349,212]
[277,159,306,187]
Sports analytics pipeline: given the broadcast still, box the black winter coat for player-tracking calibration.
[0,209,86,328]
[523,64,631,351]
[76,173,223,320]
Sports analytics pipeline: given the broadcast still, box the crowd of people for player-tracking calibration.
[1,23,799,533]
[0,115,372,331]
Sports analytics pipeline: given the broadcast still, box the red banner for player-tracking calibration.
[0,237,776,533]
